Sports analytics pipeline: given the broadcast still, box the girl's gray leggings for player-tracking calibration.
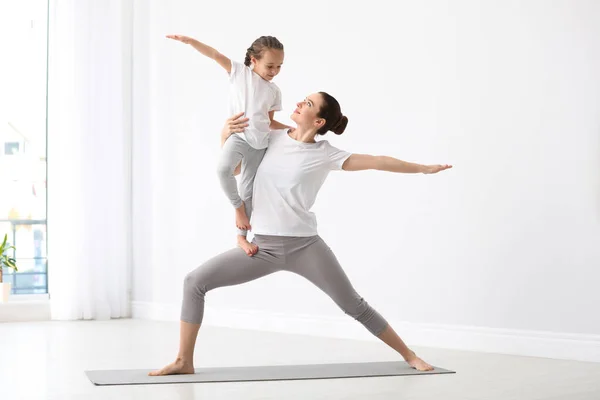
[181,235,389,337]
[216,134,266,237]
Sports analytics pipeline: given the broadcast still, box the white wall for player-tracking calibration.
[131,0,600,360]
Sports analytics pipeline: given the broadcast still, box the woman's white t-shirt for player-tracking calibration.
[250,129,352,237]
[229,61,282,150]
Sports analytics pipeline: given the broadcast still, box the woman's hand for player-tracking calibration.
[221,112,249,147]
[222,112,249,136]
[421,164,453,174]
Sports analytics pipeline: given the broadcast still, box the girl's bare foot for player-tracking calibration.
[235,203,251,230]
[406,350,434,371]
[148,358,195,376]
[237,235,258,256]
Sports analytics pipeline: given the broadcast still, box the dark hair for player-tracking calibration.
[316,92,348,135]
[244,36,284,67]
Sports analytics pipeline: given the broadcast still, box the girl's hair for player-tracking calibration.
[244,36,284,67]
[316,92,349,135]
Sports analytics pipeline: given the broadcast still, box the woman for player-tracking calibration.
[150,92,452,376]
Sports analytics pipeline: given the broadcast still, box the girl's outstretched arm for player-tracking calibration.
[342,154,452,174]
[166,35,231,73]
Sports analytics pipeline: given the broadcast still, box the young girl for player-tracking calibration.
[167,35,288,256]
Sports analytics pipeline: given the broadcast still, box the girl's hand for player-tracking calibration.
[422,164,453,174]
[166,34,195,44]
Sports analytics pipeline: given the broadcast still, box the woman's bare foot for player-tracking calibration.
[235,203,251,230]
[405,350,434,371]
[237,235,258,256]
[148,358,195,376]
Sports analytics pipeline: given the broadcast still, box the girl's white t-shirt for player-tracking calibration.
[229,61,282,150]
[250,129,352,237]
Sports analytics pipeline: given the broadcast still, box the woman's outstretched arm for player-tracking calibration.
[342,154,452,174]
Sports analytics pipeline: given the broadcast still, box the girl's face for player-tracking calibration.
[251,49,284,81]
[291,93,325,130]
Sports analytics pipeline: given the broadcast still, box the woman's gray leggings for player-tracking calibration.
[181,235,389,336]
[216,134,266,237]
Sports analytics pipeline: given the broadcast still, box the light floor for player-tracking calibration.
[1,319,599,400]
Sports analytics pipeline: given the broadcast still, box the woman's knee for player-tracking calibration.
[183,270,207,297]
[340,295,369,318]
[341,296,388,336]
[341,296,377,323]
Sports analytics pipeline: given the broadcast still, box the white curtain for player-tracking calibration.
[47,0,132,320]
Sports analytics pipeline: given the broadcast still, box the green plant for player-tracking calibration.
[0,234,18,283]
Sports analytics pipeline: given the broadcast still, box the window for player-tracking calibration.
[0,0,48,295]
[4,142,20,155]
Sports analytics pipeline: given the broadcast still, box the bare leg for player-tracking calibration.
[236,144,264,239]
[148,321,199,376]
[236,198,258,256]
[377,324,434,371]
[235,202,251,231]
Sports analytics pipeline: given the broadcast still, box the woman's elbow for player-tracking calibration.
[373,156,386,171]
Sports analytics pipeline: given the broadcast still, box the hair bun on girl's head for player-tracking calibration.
[332,116,348,135]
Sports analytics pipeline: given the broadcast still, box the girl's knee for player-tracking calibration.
[216,162,233,180]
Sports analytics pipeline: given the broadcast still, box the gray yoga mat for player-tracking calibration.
[85,361,455,385]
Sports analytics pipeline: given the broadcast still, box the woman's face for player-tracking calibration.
[291,93,325,129]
